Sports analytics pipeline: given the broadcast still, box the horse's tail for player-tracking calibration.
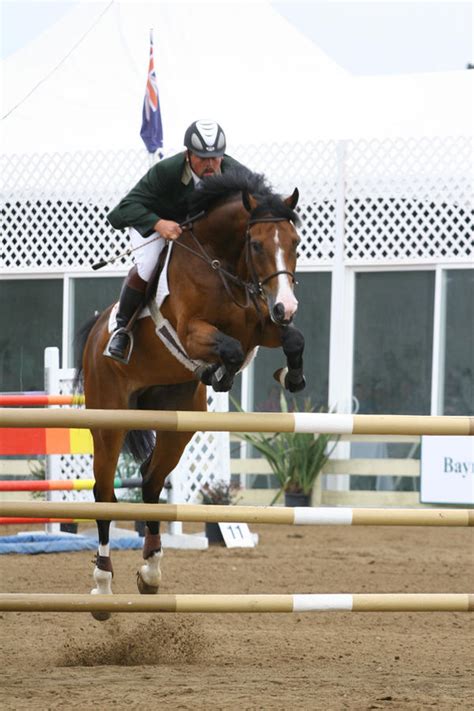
[72,312,100,392]
[72,310,155,463]
[123,430,156,462]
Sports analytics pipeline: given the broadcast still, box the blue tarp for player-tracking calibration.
[0,533,143,555]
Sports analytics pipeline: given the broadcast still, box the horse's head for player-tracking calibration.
[242,188,300,326]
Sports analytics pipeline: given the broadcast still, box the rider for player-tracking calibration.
[105,119,247,362]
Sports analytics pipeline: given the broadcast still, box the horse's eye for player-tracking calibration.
[251,241,264,255]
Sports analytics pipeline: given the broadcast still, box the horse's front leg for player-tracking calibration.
[90,428,125,620]
[180,319,245,392]
[137,430,195,594]
[261,323,306,393]
[277,324,306,392]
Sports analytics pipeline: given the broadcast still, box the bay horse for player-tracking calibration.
[75,168,306,619]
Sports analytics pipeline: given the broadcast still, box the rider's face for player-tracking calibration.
[188,152,223,178]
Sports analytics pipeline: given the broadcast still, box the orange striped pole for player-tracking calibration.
[0,394,85,406]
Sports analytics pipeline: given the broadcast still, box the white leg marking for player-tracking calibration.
[91,567,113,596]
[91,544,112,596]
[139,550,163,588]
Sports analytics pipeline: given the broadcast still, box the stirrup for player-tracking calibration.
[103,328,135,365]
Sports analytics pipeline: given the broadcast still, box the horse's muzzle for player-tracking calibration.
[271,302,294,326]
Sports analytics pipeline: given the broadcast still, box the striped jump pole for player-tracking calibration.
[0,394,85,406]
[0,518,92,525]
[0,408,472,435]
[0,593,471,613]
[0,502,472,526]
[0,477,140,492]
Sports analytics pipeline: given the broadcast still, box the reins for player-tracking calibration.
[174,215,296,312]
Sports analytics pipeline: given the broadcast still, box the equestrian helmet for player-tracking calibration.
[184,119,226,158]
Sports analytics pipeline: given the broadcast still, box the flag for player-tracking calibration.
[140,29,163,154]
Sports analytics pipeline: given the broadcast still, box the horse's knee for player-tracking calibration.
[214,333,245,371]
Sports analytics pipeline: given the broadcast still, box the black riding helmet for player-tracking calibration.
[184,119,226,158]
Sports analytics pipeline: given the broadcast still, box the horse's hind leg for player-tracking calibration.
[137,430,194,594]
[90,428,125,620]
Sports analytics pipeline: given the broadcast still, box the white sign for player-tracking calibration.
[218,522,256,548]
[421,436,474,504]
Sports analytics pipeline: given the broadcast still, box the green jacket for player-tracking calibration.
[107,152,245,237]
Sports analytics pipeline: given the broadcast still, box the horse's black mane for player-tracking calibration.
[187,166,300,224]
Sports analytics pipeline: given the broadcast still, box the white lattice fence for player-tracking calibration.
[1,141,338,273]
[1,136,472,274]
[343,136,472,264]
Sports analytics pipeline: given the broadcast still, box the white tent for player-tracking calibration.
[2,1,472,158]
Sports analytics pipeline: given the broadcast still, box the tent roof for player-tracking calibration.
[1,1,472,157]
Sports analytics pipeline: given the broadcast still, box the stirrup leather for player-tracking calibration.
[103,327,135,365]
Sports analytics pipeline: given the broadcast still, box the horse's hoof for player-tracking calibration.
[211,374,233,392]
[90,585,112,620]
[91,610,112,622]
[137,571,159,595]
[195,363,218,385]
[286,375,306,393]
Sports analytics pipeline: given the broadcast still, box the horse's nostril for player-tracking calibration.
[273,303,285,320]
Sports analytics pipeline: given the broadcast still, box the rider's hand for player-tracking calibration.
[154,219,182,240]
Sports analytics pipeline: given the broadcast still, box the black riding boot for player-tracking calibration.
[104,268,147,363]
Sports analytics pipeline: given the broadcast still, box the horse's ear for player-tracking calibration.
[242,190,258,213]
[284,188,299,210]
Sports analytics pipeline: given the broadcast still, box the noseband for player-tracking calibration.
[174,214,296,311]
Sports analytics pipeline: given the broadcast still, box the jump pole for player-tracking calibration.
[0,593,471,613]
[1,408,472,435]
[0,502,472,526]
[0,394,84,406]
[0,478,141,492]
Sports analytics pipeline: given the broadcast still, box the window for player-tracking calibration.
[252,272,331,411]
[0,279,62,391]
[351,271,435,492]
[353,271,435,415]
[71,276,122,363]
[443,269,473,415]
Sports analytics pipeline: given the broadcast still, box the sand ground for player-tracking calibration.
[0,522,473,710]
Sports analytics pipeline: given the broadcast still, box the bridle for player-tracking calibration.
[173,214,297,311]
[245,216,296,290]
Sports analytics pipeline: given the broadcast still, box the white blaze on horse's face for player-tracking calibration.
[272,226,298,322]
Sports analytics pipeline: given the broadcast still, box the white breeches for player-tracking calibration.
[129,227,167,281]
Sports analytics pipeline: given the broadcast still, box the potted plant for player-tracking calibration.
[237,393,339,506]
[199,479,242,544]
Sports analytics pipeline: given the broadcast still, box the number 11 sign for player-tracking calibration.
[218,522,256,548]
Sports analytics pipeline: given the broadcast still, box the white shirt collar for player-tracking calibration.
[190,168,202,186]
